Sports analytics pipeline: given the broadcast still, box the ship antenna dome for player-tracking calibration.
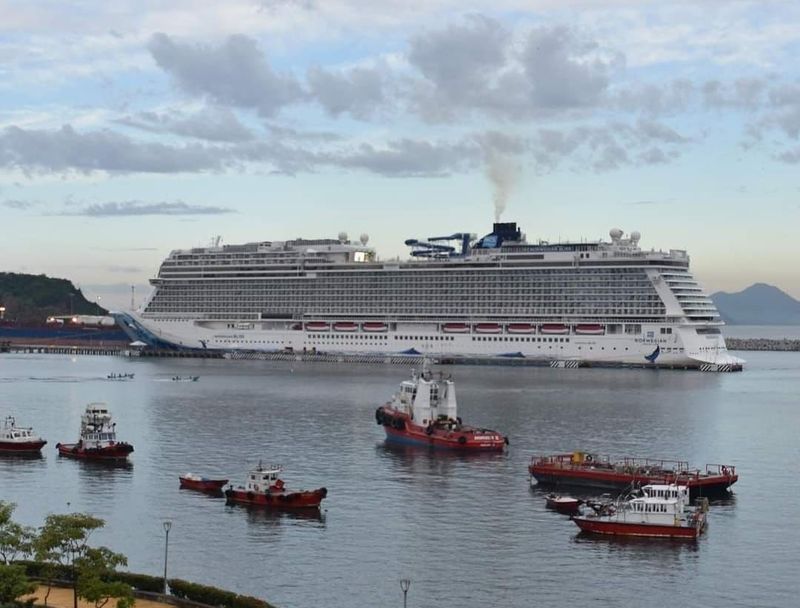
[630,231,641,244]
[338,231,348,243]
[609,228,623,242]
[360,233,369,245]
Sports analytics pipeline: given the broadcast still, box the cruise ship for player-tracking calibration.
[114,222,743,371]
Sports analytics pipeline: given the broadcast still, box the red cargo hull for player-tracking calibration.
[573,516,704,539]
[378,406,507,452]
[57,442,134,461]
[179,476,229,492]
[529,454,737,498]
[0,440,47,453]
[224,487,327,509]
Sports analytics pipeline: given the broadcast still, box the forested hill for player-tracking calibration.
[0,272,106,325]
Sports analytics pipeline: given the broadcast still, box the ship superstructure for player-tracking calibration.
[115,222,742,371]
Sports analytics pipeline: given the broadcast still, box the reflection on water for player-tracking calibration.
[0,352,798,607]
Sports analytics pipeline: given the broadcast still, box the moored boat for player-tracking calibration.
[572,483,708,539]
[225,463,327,509]
[375,362,508,451]
[0,416,47,453]
[179,473,229,492]
[544,493,582,515]
[529,452,737,498]
[56,403,134,461]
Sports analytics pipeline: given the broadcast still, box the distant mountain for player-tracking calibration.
[0,272,106,325]
[711,283,800,325]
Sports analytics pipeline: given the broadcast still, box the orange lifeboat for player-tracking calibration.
[474,323,502,334]
[442,323,470,333]
[507,323,535,334]
[333,322,358,332]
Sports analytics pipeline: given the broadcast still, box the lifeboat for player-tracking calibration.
[333,322,358,332]
[305,321,330,332]
[572,484,708,539]
[375,362,508,452]
[0,416,47,453]
[540,324,569,335]
[56,403,133,461]
[473,323,502,334]
[362,322,388,332]
[224,462,327,510]
[179,473,229,493]
[442,323,469,333]
[507,323,536,334]
[575,324,605,335]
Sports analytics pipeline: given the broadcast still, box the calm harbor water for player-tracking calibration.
[1,351,798,608]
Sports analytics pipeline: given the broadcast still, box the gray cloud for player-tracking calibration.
[307,65,386,119]
[148,33,304,117]
[523,26,619,109]
[0,125,224,173]
[323,138,483,178]
[1,199,37,209]
[64,201,235,217]
[116,107,255,142]
[106,265,142,273]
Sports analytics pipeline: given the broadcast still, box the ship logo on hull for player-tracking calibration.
[644,345,660,363]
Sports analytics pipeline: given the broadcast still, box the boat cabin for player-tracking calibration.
[2,416,36,440]
[619,484,691,523]
[391,362,458,426]
[79,403,118,447]
[245,463,285,493]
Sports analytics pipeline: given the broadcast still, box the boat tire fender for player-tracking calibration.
[375,408,384,425]
[458,435,467,445]
[425,425,433,435]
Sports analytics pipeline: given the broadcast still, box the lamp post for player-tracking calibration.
[400,578,411,608]
[162,520,172,594]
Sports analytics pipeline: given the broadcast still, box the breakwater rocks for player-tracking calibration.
[727,338,800,351]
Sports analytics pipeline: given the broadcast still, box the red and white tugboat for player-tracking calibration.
[375,362,508,451]
[179,473,229,493]
[0,416,47,453]
[572,483,708,539]
[224,462,327,510]
[56,403,134,461]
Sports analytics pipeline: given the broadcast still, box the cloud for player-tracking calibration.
[64,201,235,217]
[323,138,482,177]
[307,65,386,119]
[106,265,142,273]
[1,199,37,209]
[116,107,255,142]
[148,33,304,117]
[522,25,620,109]
[0,125,225,173]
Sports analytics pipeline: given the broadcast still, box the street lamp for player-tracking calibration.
[162,520,172,594]
[400,578,411,608]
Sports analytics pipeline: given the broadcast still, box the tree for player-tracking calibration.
[0,502,35,565]
[75,548,133,608]
[0,563,36,605]
[35,513,128,608]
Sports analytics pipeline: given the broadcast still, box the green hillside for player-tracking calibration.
[0,272,106,325]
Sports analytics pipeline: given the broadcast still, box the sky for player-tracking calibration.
[1,0,799,310]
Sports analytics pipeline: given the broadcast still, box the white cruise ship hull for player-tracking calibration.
[115,313,743,371]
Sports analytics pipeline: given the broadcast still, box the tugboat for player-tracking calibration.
[179,473,229,492]
[529,452,737,498]
[0,416,47,453]
[56,403,134,461]
[375,362,508,451]
[224,462,327,509]
[572,483,708,539]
